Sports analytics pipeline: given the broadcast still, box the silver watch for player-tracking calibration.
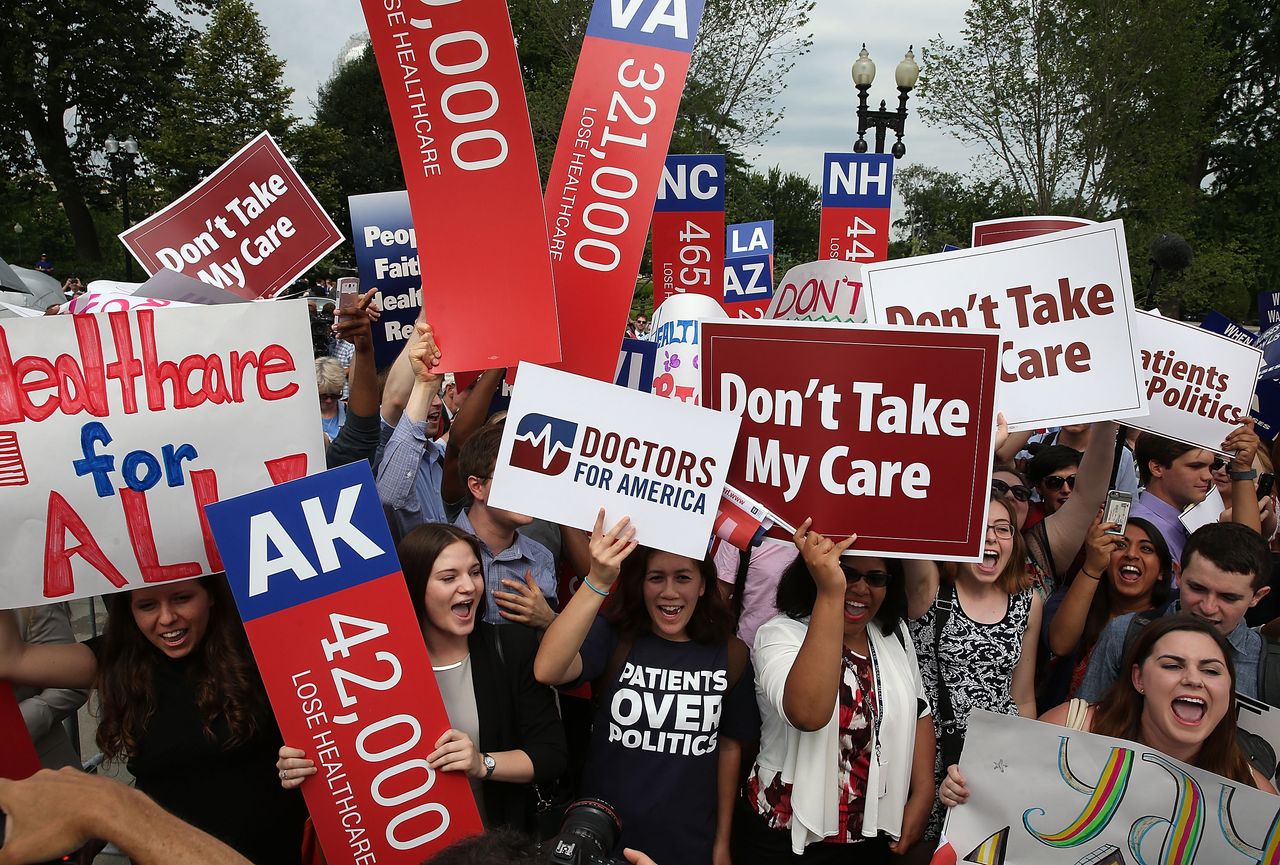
[482,753,496,779]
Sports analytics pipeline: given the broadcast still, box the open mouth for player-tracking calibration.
[975,547,1000,575]
[656,604,684,623]
[844,599,869,622]
[1171,696,1207,725]
[158,629,188,648]
[1118,564,1143,584]
[451,600,474,621]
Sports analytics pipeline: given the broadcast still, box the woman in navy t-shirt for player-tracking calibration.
[535,510,760,865]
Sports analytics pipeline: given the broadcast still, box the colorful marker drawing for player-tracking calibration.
[1076,844,1126,865]
[1025,738,1135,847]
[1219,784,1280,865]
[964,826,1009,864]
[1128,754,1204,865]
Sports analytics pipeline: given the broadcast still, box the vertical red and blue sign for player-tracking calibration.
[652,154,726,307]
[544,0,706,381]
[818,153,893,264]
[724,220,774,318]
[205,462,482,865]
[348,190,420,368]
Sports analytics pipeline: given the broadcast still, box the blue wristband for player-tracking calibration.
[581,577,609,597]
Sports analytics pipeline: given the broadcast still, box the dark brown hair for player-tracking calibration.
[1091,614,1253,785]
[1134,432,1198,486]
[96,576,264,759]
[606,546,732,645]
[397,523,486,625]
[775,554,907,636]
[458,422,504,488]
[942,495,1032,595]
[1081,517,1174,650]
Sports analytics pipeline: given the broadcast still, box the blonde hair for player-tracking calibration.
[315,358,345,395]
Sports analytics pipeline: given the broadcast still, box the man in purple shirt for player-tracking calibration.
[1132,422,1264,568]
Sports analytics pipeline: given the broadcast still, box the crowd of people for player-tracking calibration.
[2,290,1279,865]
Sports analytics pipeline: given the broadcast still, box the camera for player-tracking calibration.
[542,798,626,864]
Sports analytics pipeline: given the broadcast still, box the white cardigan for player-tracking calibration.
[752,614,929,853]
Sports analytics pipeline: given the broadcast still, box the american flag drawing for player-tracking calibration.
[0,431,28,487]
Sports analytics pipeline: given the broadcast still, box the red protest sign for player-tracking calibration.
[0,682,40,780]
[971,216,1094,247]
[701,321,1000,560]
[120,133,342,300]
[206,463,482,864]
[360,0,561,373]
[652,155,726,307]
[545,0,706,381]
[819,154,893,265]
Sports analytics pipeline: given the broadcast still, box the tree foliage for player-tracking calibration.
[888,165,1029,256]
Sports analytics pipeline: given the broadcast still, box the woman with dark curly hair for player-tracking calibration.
[0,577,304,865]
[535,510,760,865]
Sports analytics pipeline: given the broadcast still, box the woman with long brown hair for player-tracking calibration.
[0,577,305,865]
[940,614,1276,807]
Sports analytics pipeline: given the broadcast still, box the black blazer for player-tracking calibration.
[468,621,567,832]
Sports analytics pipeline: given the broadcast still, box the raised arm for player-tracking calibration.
[903,557,940,622]
[379,314,429,427]
[0,609,97,690]
[441,368,504,505]
[326,292,382,468]
[1044,420,1118,574]
[1047,515,1119,656]
[780,520,857,731]
[534,510,636,686]
[1225,419,1263,534]
[1012,592,1043,718]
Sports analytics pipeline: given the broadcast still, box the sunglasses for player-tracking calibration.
[1211,457,1229,472]
[1041,474,1077,491]
[991,478,1032,502]
[319,393,341,403]
[840,566,890,588]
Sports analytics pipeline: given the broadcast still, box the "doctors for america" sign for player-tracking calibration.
[489,363,741,558]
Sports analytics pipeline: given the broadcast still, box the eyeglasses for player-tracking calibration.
[991,478,1032,502]
[1211,457,1229,472]
[319,393,340,403]
[986,523,1015,539]
[840,566,890,588]
[1041,474,1077,491]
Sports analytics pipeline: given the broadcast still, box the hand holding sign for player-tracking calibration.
[587,508,638,591]
[409,322,442,381]
[1225,417,1261,469]
[792,517,856,596]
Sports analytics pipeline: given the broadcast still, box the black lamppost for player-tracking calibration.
[851,45,921,159]
[104,134,140,279]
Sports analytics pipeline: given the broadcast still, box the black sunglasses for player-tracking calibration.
[992,478,1032,502]
[1041,474,1077,491]
[840,566,890,588]
[1211,457,1229,472]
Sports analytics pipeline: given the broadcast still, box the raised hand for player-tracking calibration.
[586,508,637,590]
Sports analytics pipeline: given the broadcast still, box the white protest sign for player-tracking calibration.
[765,260,865,323]
[943,709,1280,864]
[650,293,726,405]
[1131,311,1263,454]
[1179,485,1224,534]
[0,302,322,609]
[1237,694,1280,781]
[863,220,1147,431]
[490,362,741,559]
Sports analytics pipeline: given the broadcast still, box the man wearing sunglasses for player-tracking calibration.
[1026,445,1083,528]
[1132,425,1264,566]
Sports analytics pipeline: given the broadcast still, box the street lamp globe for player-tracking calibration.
[104,134,119,154]
[123,135,139,156]
[852,45,876,87]
[895,47,920,89]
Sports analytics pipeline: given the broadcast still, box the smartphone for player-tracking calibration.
[1103,490,1132,535]
[337,277,360,310]
[1258,473,1275,501]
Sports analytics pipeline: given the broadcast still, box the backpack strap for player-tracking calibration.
[932,582,964,767]
[1120,609,1162,665]
[1065,698,1090,731]
[732,549,752,622]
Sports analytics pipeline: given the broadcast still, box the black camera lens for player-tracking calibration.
[548,799,622,862]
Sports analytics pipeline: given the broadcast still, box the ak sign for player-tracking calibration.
[490,362,739,559]
[205,462,482,864]
[701,320,1000,561]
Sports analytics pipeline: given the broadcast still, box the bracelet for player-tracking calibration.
[581,576,610,597]
[1230,468,1259,481]
[1080,569,1102,581]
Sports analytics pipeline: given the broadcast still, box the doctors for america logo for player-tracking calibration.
[511,414,578,476]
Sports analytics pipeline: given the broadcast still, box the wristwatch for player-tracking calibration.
[1231,468,1259,481]
[482,753,496,779]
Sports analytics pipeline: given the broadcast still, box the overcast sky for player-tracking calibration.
[247,0,978,181]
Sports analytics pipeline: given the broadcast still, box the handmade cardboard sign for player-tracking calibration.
[940,709,1280,865]
[615,337,657,392]
[1200,310,1257,346]
[205,462,482,864]
[652,154,725,307]
[120,132,342,300]
[650,293,726,404]
[348,191,422,368]
[819,153,892,264]
[863,221,1147,431]
[490,362,740,559]
[723,220,774,318]
[971,215,1094,247]
[544,0,707,381]
[765,260,865,324]
[359,0,561,373]
[1131,311,1262,455]
[0,302,322,609]
[700,320,999,561]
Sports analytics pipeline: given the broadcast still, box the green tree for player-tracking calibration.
[726,165,819,275]
[0,0,210,261]
[148,0,296,200]
[888,164,1029,256]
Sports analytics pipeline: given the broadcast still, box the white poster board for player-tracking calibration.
[862,220,1148,431]
[764,260,865,323]
[490,363,741,559]
[0,302,322,608]
[943,709,1280,864]
[1131,311,1263,455]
